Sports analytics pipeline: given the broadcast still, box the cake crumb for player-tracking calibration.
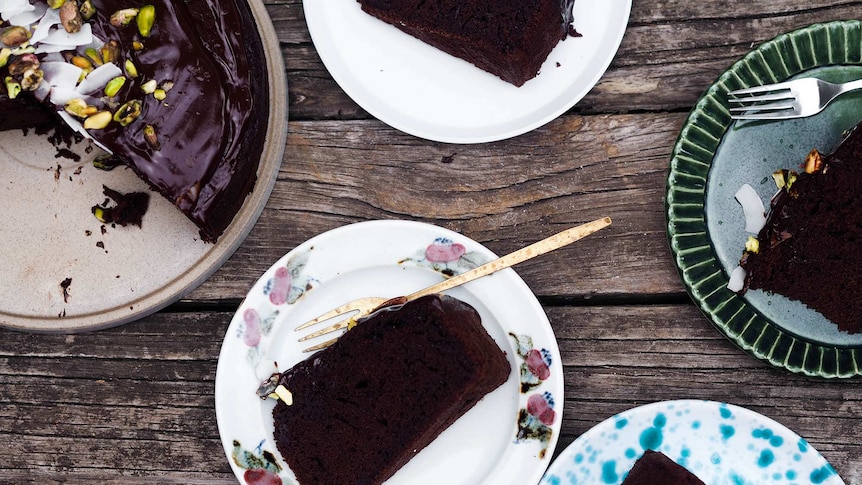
[60,278,72,303]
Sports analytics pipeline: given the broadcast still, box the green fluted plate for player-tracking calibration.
[667,21,862,378]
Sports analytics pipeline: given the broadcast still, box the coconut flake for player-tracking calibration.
[727,265,747,292]
[0,0,34,21]
[75,62,122,95]
[735,183,766,233]
[36,23,94,53]
[57,111,112,154]
[41,61,84,89]
[30,7,60,44]
[6,2,45,27]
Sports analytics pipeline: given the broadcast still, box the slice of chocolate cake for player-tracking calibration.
[621,450,705,485]
[738,122,862,333]
[266,294,510,485]
[357,0,577,87]
[0,0,269,242]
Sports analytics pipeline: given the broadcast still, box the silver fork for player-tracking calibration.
[294,217,612,352]
[727,77,862,120]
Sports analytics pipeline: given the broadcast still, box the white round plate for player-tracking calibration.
[0,0,286,332]
[541,400,844,485]
[215,220,564,485]
[302,0,631,143]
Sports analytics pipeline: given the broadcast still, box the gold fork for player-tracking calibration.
[295,217,612,351]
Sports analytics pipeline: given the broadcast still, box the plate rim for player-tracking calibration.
[0,0,287,333]
[666,20,862,378]
[302,0,632,144]
[540,399,844,484]
[214,219,565,485]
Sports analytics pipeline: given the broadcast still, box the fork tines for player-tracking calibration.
[727,84,797,117]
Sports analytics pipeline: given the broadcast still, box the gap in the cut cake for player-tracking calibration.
[0,128,209,323]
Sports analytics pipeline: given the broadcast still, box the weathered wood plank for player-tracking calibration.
[193,113,690,302]
[1,306,860,481]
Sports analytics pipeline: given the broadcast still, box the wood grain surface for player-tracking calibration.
[2,0,861,483]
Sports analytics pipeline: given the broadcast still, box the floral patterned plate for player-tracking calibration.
[215,220,563,485]
[541,400,844,485]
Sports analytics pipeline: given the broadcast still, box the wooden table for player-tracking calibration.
[2,1,861,483]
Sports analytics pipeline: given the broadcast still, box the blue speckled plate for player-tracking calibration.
[666,20,862,377]
[541,400,844,485]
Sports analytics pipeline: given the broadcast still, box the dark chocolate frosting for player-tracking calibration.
[88,0,269,241]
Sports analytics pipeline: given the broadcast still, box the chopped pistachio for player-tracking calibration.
[136,5,155,38]
[8,54,39,76]
[803,148,822,174]
[273,385,293,405]
[143,124,159,149]
[140,79,157,94]
[83,110,113,130]
[0,26,31,47]
[159,80,174,92]
[64,98,97,118]
[20,68,43,91]
[109,8,138,28]
[60,0,83,33]
[132,41,144,51]
[79,0,96,20]
[113,99,142,126]
[745,236,760,254]
[104,76,126,97]
[4,76,20,99]
[92,206,107,222]
[0,48,10,68]
[84,47,103,66]
[124,59,138,78]
[71,55,93,70]
[100,40,120,64]
[48,0,67,7]
[153,88,166,101]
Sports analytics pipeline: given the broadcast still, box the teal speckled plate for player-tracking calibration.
[541,400,843,485]
[667,21,862,378]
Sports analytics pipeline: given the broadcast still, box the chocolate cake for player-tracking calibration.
[738,122,862,333]
[357,0,578,87]
[0,0,269,242]
[621,450,705,485]
[265,294,510,485]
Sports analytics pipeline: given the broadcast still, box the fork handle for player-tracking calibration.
[404,217,612,301]
[837,79,862,96]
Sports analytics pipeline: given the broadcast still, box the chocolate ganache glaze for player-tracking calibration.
[88,0,269,241]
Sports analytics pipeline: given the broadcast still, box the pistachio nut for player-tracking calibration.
[744,235,760,254]
[47,0,67,8]
[137,5,155,38]
[60,0,83,33]
[7,53,39,76]
[143,124,160,149]
[92,206,107,222]
[20,68,43,91]
[132,41,144,51]
[124,59,138,78]
[84,47,103,66]
[4,76,20,99]
[65,98,98,118]
[140,79,157,94]
[803,148,822,174]
[70,55,93,70]
[84,110,113,130]
[79,0,96,20]
[0,48,10,69]
[100,40,119,64]
[153,88,166,101]
[109,8,139,28]
[0,26,31,48]
[113,99,142,126]
[104,76,126,97]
